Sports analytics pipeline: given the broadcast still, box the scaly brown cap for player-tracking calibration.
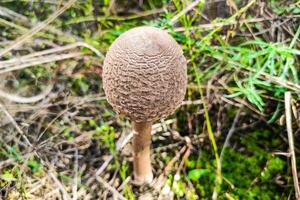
[103,26,187,122]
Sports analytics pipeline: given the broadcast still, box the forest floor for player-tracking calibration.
[0,0,300,199]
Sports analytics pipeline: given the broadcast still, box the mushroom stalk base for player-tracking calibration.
[132,121,153,185]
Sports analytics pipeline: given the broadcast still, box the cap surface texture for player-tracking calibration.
[103,26,187,122]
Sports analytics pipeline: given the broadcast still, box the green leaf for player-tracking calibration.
[0,171,16,182]
[26,159,41,174]
[188,169,210,181]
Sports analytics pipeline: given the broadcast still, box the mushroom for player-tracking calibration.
[102,26,187,185]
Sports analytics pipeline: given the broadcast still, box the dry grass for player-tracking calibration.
[0,0,299,199]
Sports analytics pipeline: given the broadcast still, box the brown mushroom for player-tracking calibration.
[102,26,187,185]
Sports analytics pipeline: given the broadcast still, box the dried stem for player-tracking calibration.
[0,0,76,57]
[284,92,300,199]
[132,121,153,185]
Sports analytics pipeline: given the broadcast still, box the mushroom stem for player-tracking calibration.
[132,121,153,185]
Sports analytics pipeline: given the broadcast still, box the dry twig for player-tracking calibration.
[0,102,72,200]
[284,92,300,199]
[95,176,126,200]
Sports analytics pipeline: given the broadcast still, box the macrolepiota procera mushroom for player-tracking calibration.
[102,26,187,185]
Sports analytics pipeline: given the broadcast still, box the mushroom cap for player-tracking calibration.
[103,26,187,122]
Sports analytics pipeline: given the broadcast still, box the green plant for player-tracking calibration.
[119,163,135,200]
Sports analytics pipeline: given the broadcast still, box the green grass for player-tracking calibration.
[0,0,299,199]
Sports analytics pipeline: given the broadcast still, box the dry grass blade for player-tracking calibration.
[173,15,300,32]
[0,102,72,200]
[0,5,28,23]
[0,152,33,169]
[48,172,72,200]
[0,83,53,103]
[0,42,104,68]
[284,92,300,199]
[96,131,132,176]
[0,52,83,74]
[0,0,76,58]
[0,5,80,42]
[72,149,79,200]
[170,0,203,24]
[0,102,33,147]
[96,176,127,200]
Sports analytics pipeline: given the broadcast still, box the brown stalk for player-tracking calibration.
[132,121,153,185]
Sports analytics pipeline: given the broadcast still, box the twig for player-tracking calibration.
[0,102,32,147]
[28,176,49,195]
[284,92,300,199]
[49,171,72,200]
[0,102,72,200]
[72,149,78,200]
[96,176,126,200]
[164,146,187,175]
[96,131,133,176]
[37,96,107,144]
[220,108,242,161]
[0,0,76,57]
[155,145,187,198]
[272,152,292,157]
[213,108,242,199]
